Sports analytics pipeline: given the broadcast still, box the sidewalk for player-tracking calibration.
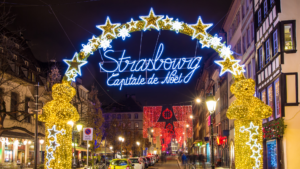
[176,159,229,169]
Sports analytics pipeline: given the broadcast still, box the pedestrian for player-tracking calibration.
[182,153,187,165]
[200,154,206,169]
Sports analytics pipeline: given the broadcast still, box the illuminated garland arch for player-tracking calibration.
[62,8,246,82]
[42,8,273,169]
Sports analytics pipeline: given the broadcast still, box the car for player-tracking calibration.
[128,157,145,169]
[145,157,154,166]
[149,156,156,164]
[141,157,149,168]
[108,159,134,169]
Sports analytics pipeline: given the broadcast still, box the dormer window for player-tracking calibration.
[13,54,17,60]
[37,67,40,72]
[15,43,19,49]
[0,47,3,53]
[25,61,29,67]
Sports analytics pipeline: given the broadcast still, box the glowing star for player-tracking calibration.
[246,138,258,149]
[64,53,88,81]
[81,43,94,55]
[46,152,54,162]
[99,38,112,51]
[210,34,222,48]
[199,36,210,48]
[96,17,120,38]
[233,64,246,75]
[49,140,60,151]
[219,45,233,59]
[245,122,259,136]
[118,26,131,40]
[171,19,183,33]
[89,36,100,47]
[127,18,138,30]
[48,125,59,138]
[65,69,78,82]
[215,57,240,76]
[189,16,213,39]
[139,8,164,31]
[250,149,261,160]
[162,15,173,26]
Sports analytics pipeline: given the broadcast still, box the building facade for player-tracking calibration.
[254,0,300,168]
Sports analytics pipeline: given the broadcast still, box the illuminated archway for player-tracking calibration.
[40,8,272,169]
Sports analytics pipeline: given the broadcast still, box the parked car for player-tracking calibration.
[149,156,156,164]
[128,157,145,169]
[141,157,149,168]
[108,159,134,169]
[145,157,154,166]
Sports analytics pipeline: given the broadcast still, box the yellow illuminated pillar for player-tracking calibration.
[38,82,79,169]
[227,77,272,169]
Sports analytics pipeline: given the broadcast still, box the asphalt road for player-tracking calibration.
[148,156,180,169]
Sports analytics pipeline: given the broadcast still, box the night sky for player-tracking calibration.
[6,0,232,106]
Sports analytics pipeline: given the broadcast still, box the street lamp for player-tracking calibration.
[189,115,193,119]
[76,123,83,131]
[67,121,74,127]
[39,139,44,144]
[136,142,140,156]
[119,136,124,158]
[206,95,217,169]
[196,98,201,103]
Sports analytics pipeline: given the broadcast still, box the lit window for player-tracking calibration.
[258,9,262,25]
[274,78,281,118]
[247,63,251,78]
[135,123,139,128]
[261,90,267,123]
[266,140,278,168]
[25,61,29,66]
[265,39,271,64]
[284,23,295,50]
[267,84,274,121]
[273,30,278,55]
[258,47,263,70]
[13,54,17,60]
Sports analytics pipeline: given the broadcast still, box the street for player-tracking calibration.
[148,156,180,169]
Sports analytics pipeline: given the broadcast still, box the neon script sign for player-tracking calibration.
[99,43,202,90]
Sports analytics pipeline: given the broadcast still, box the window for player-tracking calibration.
[117,114,121,119]
[10,92,18,119]
[15,43,19,49]
[258,9,262,25]
[242,3,246,19]
[265,39,271,64]
[15,66,19,75]
[28,71,32,80]
[37,67,40,72]
[243,35,247,53]
[25,97,31,123]
[266,140,278,168]
[247,63,251,78]
[32,73,35,82]
[263,0,268,17]
[25,61,29,66]
[284,23,295,51]
[270,0,275,6]
[261,90,267,123]
[273,30,278,55]
[135,122,139,128]
[258,47,263,70]
[134,114,138,119]
[128,122,131,127]
[236,39,242,54]
[252,58,255,79]
[247,27,251,47]
[122,114,125,119]
[267,84,274,121]
[127,114,131,119]
[105,115,110,120]
[112,114,116,119]
[122,123,125,128]
[274,78,281,118]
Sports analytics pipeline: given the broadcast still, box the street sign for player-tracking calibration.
[28,108,42,115]
[83,128,93,141]
[28,101,43,114]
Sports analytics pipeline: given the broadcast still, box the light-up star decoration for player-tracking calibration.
[233,64,246,75]
[89,36,100,47]
[163,15,173,26]
[189,17,213,39]
[171,19,183,33]
[215,57,240,76]
[48,126,59,138]
[96,17,120,38]
[127,18,138,30]
[199,36,210,48]
[118,25,131,40]
[140,8,164,31]
[64,53,88,82]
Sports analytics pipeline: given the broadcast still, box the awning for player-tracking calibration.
[2,131,44,140]
[73,146,90,152]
